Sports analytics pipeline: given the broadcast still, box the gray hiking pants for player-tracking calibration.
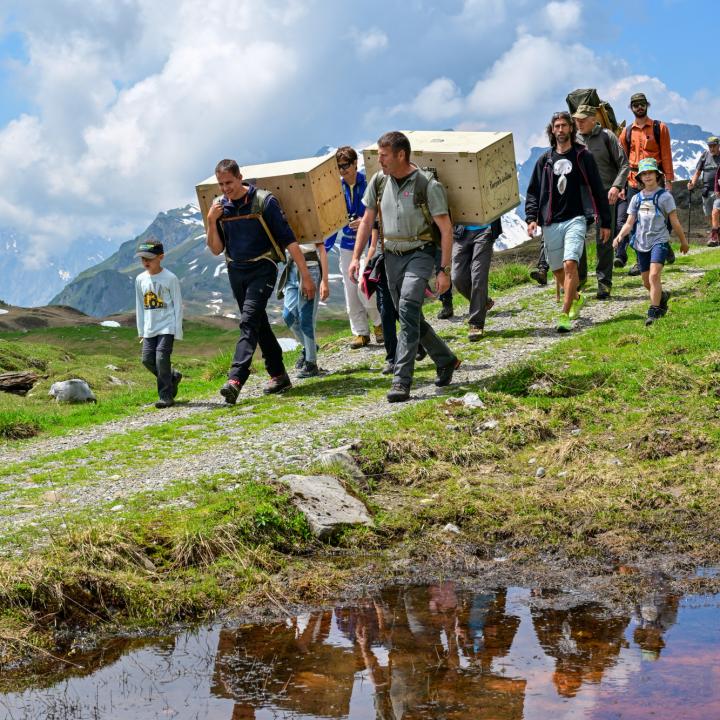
[452,226,494,329]
[384,246,455,389]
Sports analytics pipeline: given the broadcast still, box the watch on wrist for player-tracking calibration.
[440,265,451,276]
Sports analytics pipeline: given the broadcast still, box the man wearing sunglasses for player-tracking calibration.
[616,93,676,273]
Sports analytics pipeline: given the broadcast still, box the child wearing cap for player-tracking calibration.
[613,158,688,326]
[135,239,184,408]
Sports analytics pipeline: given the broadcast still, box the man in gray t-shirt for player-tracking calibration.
[688,136,720,244]
[348,131,459,403]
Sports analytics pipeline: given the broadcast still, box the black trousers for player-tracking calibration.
[452,226,494,328]
[375,262,398,363]
[142,334,176,402]
[227,260,285,385]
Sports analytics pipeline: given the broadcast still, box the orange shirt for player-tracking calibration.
[620,116,675,188]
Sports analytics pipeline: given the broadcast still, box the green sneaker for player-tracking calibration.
[568,292,585,320]
[556,313,572,333]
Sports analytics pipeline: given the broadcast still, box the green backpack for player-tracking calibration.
[373,168,445,245]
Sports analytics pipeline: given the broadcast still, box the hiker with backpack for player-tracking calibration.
[348,131,460,403]
[616,93,676,274]
[613,158,688,326]
[572,104,629,299]
[687,136,720,246]
[206,158,317,404]
[525,111,611,332]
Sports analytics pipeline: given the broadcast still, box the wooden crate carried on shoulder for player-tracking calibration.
[362,130,519,225]
[195,154,347,242]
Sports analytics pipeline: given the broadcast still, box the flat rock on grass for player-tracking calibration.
[279,474,373,539]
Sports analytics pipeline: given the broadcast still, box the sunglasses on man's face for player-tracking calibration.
[631,102,647,108]
[338,162,352,171]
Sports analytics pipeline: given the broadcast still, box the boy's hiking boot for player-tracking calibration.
[220,379,242,405]
[645,305,662,326]
[387,383,410,403]
[349,335,370,349]
[530,267,548,286]
[297,361,319,378]
[707,228,720,247]
[373,325,384,344]
[659,290,670,315]
[468,326,485,342]
[596,283,611,300]
[568,293,585,320]
[666,245,676,264]
[155,398,174,409]
[437,297,454,320]
[381,361,394,375]
[628,263,641,276]
[435,357,461,387]
[264,372,291,394]
[556,313,572,333]
[171,371,182,399]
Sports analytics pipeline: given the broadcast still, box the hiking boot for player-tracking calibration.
[645,305,662,326]
[220,379,242,405]
[486,297,495,312]
[613,256,626,269]
[707,228,720,247]
[596,283,611,300]
[530,267,548,286]
[556,313,572,333]
[381,361,394,375]
[468,326,485,342]
[628,262,641,277]
[155,398,174,409]
[297,361,319,378]
[666,245,676,264]
[435,357,461,387]
[171,371,182,399]
[437,298,454,320]
[349,334,370,349]
[568,292,585,320]
[294,347,306,370]
[373,324,384,344]
[659,290,670,315]
[264,372,292,394]
[387,383,410,403]
[416,344,427,361]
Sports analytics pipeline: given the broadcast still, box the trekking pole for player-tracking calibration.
[687,188,692,239]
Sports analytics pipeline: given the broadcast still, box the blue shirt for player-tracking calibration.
[217,184,296,263]
[325,170,368,251]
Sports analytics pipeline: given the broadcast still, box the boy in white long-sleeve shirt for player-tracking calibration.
[135,239,183,408]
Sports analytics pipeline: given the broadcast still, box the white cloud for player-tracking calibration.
[543,0,582,33]
[392,78,465,122]
[354,27,388,56]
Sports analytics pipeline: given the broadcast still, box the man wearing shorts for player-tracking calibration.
[525,111,611,332]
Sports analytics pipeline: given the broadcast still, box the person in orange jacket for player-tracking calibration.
[615,92,676,274]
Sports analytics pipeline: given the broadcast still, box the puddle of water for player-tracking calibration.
[1,582,719,719]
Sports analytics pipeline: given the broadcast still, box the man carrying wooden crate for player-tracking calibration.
[206,159,316,404]
[348,131,460,403]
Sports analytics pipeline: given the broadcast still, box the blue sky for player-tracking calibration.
[0,0,718,262]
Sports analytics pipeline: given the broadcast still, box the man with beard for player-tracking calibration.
[525,111,611,332]
[616,92,676,273]
[687,136,720,245]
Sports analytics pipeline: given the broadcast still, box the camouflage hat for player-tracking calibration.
[637,158,663,176]
[629,92,649,106]
[572,104,597,119]
[708,136,720,145]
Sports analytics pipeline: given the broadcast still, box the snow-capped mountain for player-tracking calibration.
[0,228,117,307]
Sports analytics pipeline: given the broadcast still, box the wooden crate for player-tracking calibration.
[362,130,519,225]
[195,154,347,242]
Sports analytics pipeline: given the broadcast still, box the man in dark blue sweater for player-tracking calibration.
[207,159,316,404]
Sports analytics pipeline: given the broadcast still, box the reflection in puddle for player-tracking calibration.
[1,583,719,719]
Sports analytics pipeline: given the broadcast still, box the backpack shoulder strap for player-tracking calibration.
[624,125,632,150]
[250,188,285,262]
[653,119,661,146]
[652,188,668,218]
[373,172,388,206]
[413,169,442,244]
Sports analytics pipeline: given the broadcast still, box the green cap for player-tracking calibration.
[630,92,649,106]
[708,136,720,145]
[637,158,662,176]
[572,104,597,119]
